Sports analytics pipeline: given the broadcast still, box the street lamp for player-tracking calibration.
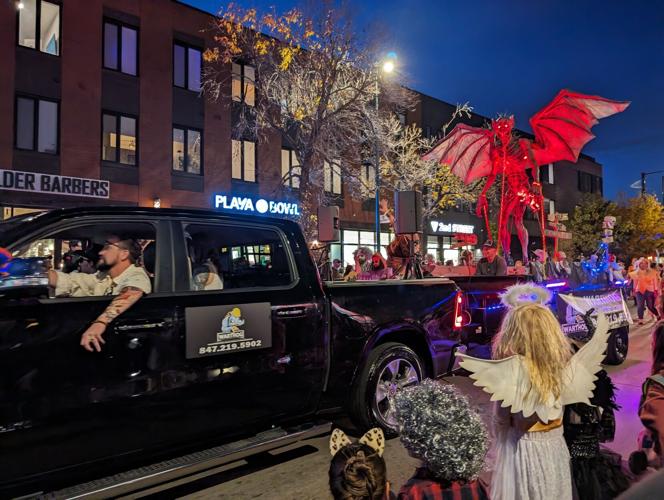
[373,53,397,252]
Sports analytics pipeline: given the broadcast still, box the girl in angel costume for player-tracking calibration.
[458,284,610,500]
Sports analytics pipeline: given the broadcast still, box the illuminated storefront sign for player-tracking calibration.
[213,193,300,216]
[429,220,474,234]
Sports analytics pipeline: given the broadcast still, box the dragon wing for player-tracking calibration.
[561,312,610,406]
[529,89,630,165]
[421,123,493,184]
[458,353,561,422]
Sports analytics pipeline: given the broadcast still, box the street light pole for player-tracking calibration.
[374,75,381,253]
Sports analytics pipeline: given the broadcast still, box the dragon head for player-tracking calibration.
[491,116,514,143]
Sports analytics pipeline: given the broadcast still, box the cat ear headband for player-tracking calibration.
[329,428,385,457]
[501,283,551,308]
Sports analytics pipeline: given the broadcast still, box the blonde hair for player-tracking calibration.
[492,303,572,403]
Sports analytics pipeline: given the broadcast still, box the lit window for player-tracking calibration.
[173,43,202,92]
[102,112,137,165]
[103,20,138,76]
[281,149,300,188]
[232,139,256,182]
[232,62,255,106]
[324,161,342,194]
[15,96,58,154]
[172,126,202,174]
[17,0,60,56]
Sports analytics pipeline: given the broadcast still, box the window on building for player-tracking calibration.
[17,0,61,56]
[339,229,393,264]
[184,223,293,291]
[324,161,342,194]
[360,163,376,196]
[103,20,138,76]
[173,43,202,92]
[539,163,554,184]
[102,112,137,165]
[232,139,256,182]
[543,198,555,215]
[173,127,202,174]
[281,149,300,188]
[15,96,58,154]
[232,62,255,106]
[577,171,602,194]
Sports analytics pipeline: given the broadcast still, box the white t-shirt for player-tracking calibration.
[55,264,152,297]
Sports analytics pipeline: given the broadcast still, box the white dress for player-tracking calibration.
[458,314,610,500]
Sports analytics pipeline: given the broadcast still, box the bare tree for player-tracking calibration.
[203,3,413,239]
[377,104,486,218]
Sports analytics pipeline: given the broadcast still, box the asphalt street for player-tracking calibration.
[164,313,656,500]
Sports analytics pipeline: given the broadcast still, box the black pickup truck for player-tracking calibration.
[0,207,514,497]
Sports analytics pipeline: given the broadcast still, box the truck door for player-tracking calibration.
[0,217,180,483]
[169,220,326,434]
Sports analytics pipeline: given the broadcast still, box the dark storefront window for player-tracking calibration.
[173,43,202,92]
[324,161,342,194]
[15,96,58,154]
[102,112,137,165]
[173,126,202,174]
[17,0,61,56]
[103,20,138,76]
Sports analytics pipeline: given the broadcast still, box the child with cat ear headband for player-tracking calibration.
[329,427,395,500]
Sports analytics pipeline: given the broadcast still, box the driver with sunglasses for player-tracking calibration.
[48,235,151,352]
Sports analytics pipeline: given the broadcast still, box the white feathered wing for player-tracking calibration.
[457,313,610,423]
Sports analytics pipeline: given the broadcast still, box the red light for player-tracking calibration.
[453,291,464,330]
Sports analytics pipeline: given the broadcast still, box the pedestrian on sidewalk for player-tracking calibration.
[393,379,489,500]
[632,259,661,325]
[458,284,611,500]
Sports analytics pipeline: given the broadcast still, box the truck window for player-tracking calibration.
[6,222,156,296]
[184,223,292,291]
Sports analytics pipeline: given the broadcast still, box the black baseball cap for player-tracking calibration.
[482,241,496,249]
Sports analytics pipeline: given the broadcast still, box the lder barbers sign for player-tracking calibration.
[0,169,110,199]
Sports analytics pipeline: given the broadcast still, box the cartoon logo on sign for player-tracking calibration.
[217,307,246,341]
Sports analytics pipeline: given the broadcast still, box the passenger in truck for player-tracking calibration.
[47,235,152,352]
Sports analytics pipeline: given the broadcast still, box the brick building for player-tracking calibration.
[0,0,605,264]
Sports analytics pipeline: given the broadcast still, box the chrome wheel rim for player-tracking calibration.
[374,358,420,428]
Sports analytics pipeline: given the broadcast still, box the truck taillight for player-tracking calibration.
[453,291,464,329]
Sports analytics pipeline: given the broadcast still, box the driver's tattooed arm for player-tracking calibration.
[96,286,144,325]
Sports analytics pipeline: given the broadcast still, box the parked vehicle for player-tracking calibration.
[0,207,507,497]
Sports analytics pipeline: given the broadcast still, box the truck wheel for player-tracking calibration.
[604,327,629,365]
[350,342,424,436]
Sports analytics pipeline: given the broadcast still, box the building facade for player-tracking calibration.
[0,0,604,265]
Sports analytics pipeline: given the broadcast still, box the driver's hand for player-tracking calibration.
[80,322,107,352]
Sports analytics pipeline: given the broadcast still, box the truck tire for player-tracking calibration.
[350,342,424,436]
[604,327,629,365]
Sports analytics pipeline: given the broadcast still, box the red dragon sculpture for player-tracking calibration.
[422,90,629,263]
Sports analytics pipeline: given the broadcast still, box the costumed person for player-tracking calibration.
[513,259,527,275]
[557,251,571,277]
[460,249,474,267]
[631,321,664,474]
[358,253,392,281]
[458,284,611,500]
[354,247,374,275]
[475,241,507,276]
[563,311,630,499]
[393,379,490,499]
[329,428,395,500]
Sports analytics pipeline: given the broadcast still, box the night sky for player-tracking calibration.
[185,0,664,200]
